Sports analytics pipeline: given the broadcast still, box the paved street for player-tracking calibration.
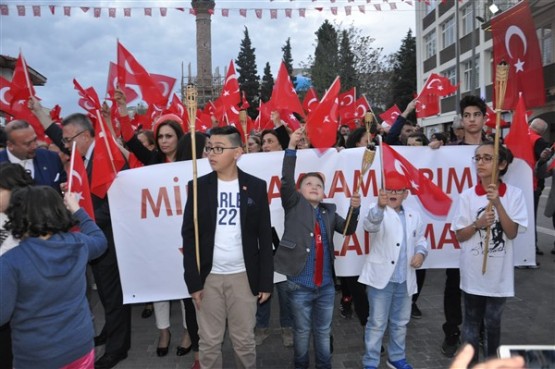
[93,179,555,369]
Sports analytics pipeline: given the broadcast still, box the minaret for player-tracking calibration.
[191,0,215,107]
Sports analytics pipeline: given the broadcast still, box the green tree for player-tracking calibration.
[310,20,339,96]
[338,29,357,92]
[236,26,260,118]
[281,38,296,86]
[388,29,416,113]
[260,62,274,103]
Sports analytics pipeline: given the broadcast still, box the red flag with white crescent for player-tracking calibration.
[305,77,340,148]
[382,142,452,216]
[491,0,545,110]
[379,105,402,125]
[302,87,319,115]
[67,142,95,221]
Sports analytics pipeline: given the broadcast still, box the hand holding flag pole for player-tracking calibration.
[185,84,201,273]
[95,110,118,175]
[343,113,376,236]
[67,141,77,196]
[482,62,510,274]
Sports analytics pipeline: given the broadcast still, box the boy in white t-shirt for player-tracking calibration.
[182,126,274,369]
[450,143,527,365]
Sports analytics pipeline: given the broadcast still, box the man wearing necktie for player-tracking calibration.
[274,129,361,369]
[0,120,65,192]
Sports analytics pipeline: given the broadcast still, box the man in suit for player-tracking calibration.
[28,100,131,369]
[182,126,274,369]
[0,120,65,191]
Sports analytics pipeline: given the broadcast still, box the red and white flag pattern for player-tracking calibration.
[382,142,452,216]
[491,0,545,110]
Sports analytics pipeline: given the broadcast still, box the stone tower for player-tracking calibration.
[191,0,215,107]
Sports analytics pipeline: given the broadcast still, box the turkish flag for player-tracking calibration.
[278,109,301,131]
[504,94,535,171]
[491,0,545,109]
[418,73,457,98]
[379,104,402,125]
[338,88,357,123]
[10,52,36,105]
[220,60,241,113]
[195,110,212,133]
[106,62,139,103]
[484,104,508,128]
[117,41,166,106]
[270,61,305,118]
[0,77,47,141]
[302,87,319,115]
[164,93,189,132]
[342,95,370,128]
[381,142,452,217]
[67,145,95,221]
[415,92,440,118]
[255,100,273,131]
[90,111,126,198]
[73,79,101,114]
[306,77,340,148]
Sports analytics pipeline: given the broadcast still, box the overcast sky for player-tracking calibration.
[1,0,416,113]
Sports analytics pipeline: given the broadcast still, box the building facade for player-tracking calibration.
[415,0,555,142]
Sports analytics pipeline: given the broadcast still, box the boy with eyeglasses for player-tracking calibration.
[182,125,274,369]
[450,143,527,365]
[358,174,428,369]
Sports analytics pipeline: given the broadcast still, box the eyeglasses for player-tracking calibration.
[385,189,406,195]
[61,130,86,145]
[472,154,494,163]
[203,146,239,155]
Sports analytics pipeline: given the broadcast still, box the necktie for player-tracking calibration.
[314,218,323,287]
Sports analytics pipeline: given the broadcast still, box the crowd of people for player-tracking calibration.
[0,92,553,369]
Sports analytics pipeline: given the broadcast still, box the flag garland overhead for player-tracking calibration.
[0,1,420,19]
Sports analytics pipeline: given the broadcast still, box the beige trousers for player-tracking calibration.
[196,272,258,369]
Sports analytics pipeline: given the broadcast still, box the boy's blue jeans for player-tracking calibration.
[363,281,411,368]
[462,292,507,364]
[287,281,335,369]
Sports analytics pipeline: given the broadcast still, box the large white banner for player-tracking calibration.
[109,146,535,304]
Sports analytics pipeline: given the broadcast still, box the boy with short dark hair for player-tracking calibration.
[274,128,361,369]
[182,126,274,369]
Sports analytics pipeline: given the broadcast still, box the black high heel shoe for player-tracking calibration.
[176,344,193,356]
[156,332,171,357]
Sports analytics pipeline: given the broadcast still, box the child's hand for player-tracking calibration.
[350,193,361,208]
[486,184,500,206]
[64,192,81,214]
[410,253,424,268]
[114,86,128,116]
[288,128,304,150]
[476,209,495,229]
[377,189,388,208]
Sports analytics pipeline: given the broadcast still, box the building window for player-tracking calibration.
[425,0,437,15]
[441,17,455,48]
[463,58,479,92]
[442,67,456,87]
[461,5,473,36]
[424,30,437,59]
[537,25,553,66]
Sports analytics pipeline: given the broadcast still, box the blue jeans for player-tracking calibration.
[256,281,293,328]
[462,292,507,364]
[363,281,411,368]
[287,281,335,369]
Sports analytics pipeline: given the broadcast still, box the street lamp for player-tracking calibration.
[489,3,500,14]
